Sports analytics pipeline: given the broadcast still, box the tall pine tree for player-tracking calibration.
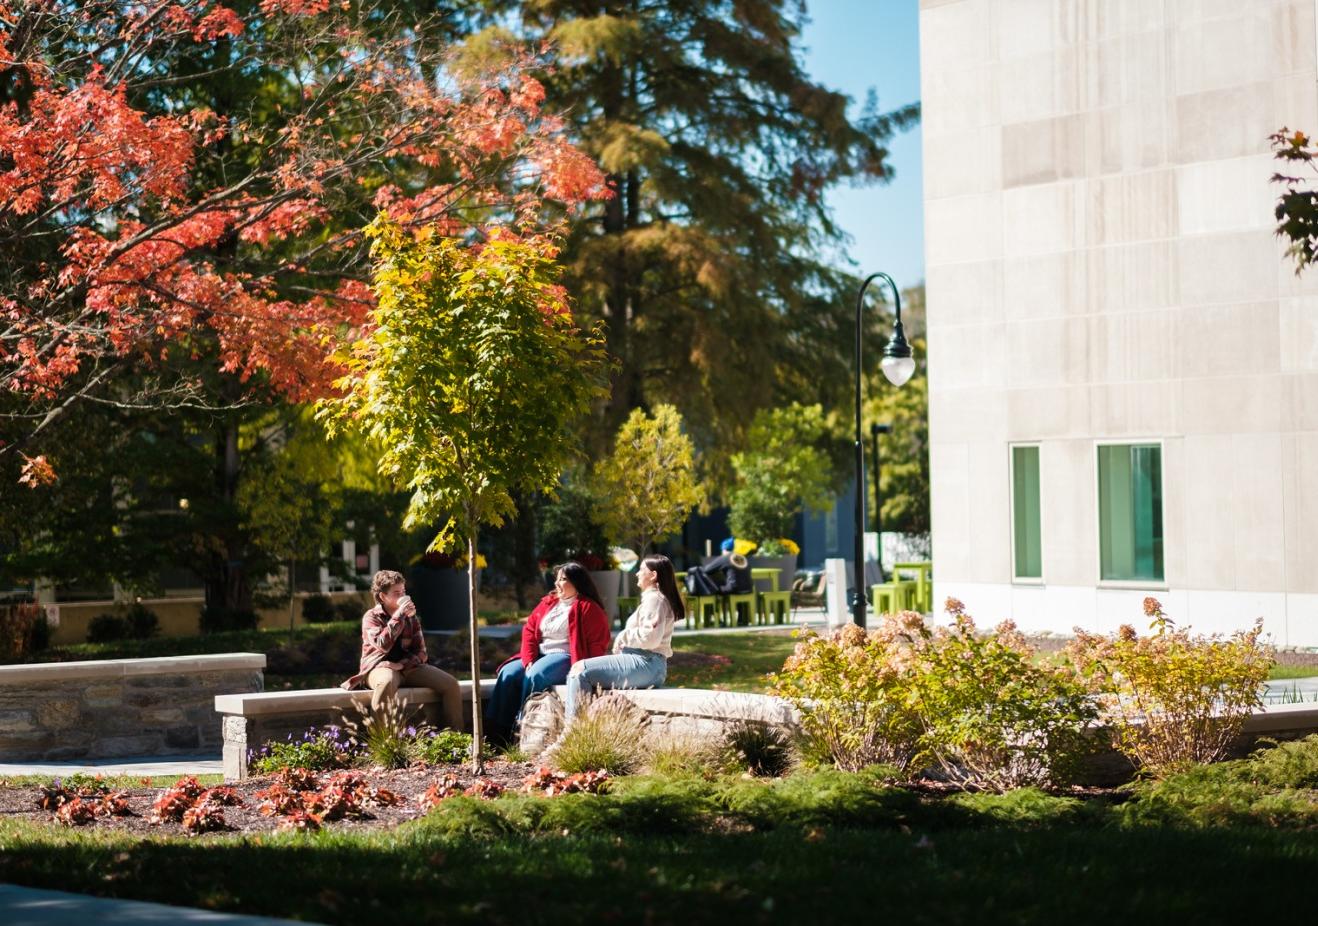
[496,0,919,472]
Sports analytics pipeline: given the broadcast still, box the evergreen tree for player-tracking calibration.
[494,0,919,468]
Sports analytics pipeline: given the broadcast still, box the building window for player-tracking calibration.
[1097,443,1164,582]
[1011,445,1042,580]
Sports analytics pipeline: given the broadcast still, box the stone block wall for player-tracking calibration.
[0,654,264,761]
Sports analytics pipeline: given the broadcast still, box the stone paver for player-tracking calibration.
[0,884,320,926]
[0,755,221,779]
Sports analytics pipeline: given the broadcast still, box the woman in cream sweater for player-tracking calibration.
[562,553,683,720]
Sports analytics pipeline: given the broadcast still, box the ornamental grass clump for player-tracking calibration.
[771,615,926,772]
[911,600,1097,791]
[1067,597,1274,778]
[549,695,649,775]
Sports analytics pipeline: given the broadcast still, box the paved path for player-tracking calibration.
[0,884,320,926]
[0,756,222,779]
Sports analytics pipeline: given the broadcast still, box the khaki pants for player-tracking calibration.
[366,663,463,731]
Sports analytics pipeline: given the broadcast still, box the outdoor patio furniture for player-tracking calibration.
[791,571,826,617]
[892,560,933,612]
[758,588,792,624]
[724,591,757,626]
[870,579,917,615]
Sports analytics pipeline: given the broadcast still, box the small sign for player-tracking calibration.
[43,604,59,627]
[355,554,369,571]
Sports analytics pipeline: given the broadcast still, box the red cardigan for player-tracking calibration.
[518,593,611,667]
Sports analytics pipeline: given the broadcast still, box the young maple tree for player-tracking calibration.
[0,0,604,467]
[592,404,704,556]
[0,0,605,612]
[322,216,610,770]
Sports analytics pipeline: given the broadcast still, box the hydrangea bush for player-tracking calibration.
[1067,597,1274,777]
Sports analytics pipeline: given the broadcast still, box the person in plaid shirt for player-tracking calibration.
[341,570,462,730]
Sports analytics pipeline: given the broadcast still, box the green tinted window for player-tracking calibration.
[1012,446,1042,579]
[1097,444,1163,582]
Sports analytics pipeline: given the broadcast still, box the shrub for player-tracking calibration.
[911,600,1096,791]
[333,597,366,622]
[87,613,130,643]
[301,594,335,624]
[415,729,473,765]
[200,605,260,634]
[125,604,159,639]
[249,726,358,775]
[1068,598,1274,777]
[0,603,51,658]
[549,694,649,775]
[771,616,926,772]
[722,717,797,778]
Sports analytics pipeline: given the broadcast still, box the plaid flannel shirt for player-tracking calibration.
[341,604,428,690]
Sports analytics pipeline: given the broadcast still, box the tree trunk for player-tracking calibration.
[204,418,252,617]
[467,530,485,774]
[287,559,296,643]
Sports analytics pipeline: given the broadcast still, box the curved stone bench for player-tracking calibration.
[215,682,799,780]
[0,653,265,762]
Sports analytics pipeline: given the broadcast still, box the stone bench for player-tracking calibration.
[0,653,265,761]
[216,679,496,780]
[215,681,797,781]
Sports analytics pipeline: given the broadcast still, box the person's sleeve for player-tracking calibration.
[585,602,611,658]
[364,610,401,652]
[520,607,542,667]
[614,596,668,652]
[400,614,427,670]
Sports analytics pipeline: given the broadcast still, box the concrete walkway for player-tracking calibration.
[0,884,320,926]
[0,755,222,779]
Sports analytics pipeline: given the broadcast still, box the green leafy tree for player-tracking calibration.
[322,217,609,770]
[236,418,340,639]
[593,404,705,555]
[485,0,919,464]
[727,403,837,544]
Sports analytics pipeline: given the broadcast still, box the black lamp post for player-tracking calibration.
[870,421,892,577]
[852,272,914,627]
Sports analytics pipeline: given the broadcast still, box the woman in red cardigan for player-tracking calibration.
[484,561,611,744]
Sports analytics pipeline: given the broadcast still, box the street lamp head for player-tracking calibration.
[880,320,915,387]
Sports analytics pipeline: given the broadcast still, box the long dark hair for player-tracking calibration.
[643,554,684,623]
[555,561,605,611]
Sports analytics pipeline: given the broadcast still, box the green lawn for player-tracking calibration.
[667,631,798,691]
[1,774,1317,925]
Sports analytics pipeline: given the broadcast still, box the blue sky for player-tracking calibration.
[801,1,924,288]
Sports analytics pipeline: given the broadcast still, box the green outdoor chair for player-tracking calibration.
[759,589,792,624]
[725,591,757,627]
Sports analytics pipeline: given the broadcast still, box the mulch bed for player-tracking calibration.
[0,759,536,839]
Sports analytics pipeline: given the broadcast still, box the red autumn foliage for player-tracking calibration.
[0,0,606,463]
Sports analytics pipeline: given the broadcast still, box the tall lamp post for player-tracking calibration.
[870,421,892,579]
[853,272,914,627]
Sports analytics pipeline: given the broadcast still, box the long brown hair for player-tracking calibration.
[642,554,684,623]
[555,561,605,611]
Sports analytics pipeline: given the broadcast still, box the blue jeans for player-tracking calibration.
[485,652,572,742]
[564,648,667,720]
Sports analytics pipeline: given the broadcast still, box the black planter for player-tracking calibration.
[408,565,476,631]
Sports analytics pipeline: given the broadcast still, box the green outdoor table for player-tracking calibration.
[892,561,933,613]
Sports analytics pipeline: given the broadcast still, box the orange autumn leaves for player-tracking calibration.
[0,0,607,422]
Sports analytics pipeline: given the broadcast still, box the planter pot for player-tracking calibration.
[748,554,798,593]
[408,565,480,632]
[589,569,623,621]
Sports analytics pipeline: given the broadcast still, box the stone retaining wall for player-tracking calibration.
[0,654,265,761]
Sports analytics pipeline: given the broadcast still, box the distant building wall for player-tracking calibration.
[920,0,1318,645]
